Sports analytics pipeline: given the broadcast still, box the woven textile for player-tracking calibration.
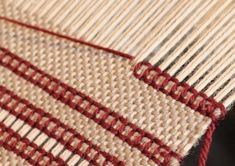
[0,1,234,166]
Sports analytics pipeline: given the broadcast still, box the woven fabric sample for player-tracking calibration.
[0,1,234,166]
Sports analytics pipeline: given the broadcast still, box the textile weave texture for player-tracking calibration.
[0,0,233,166]
[0,17,217,166]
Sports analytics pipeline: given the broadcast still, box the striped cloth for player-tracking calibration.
[0,1,234,166]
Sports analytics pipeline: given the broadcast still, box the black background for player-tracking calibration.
[182,107,235,166]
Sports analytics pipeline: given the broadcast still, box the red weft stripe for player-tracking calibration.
[0,85,124,166]
[0,48,181,165]
[0,121,65,166]
[133,62,226,122]
[0,16,134,60]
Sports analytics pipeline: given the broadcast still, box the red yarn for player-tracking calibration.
[0,16,134,60]
[198,122,216,166]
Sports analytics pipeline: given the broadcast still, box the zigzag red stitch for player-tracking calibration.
[133,61,226,122]
[0,121,65,166]
[0,48,182,165]
[0,85,124,166]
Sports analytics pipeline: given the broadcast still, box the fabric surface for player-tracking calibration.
[1,0,233,108]
[0,19,211,165]
[0,0,233,166]
[0,147,30,166]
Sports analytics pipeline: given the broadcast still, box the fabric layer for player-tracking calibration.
[0,19,211,160]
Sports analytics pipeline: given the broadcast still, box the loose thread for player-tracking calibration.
[198,122,216,166]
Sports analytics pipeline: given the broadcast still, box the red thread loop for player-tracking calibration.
[133,62,226,121]
[133,62,227,166]
[198,122,216,166]
[0,48,182,165]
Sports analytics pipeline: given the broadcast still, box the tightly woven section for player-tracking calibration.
[0,84,123,166]
[0,18,211,162]
[1,0,234,108]
[0,147,29,166]
[0,1,232,165]
[0,64,155,166]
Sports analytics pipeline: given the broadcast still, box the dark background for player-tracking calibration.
[182,107,235,166]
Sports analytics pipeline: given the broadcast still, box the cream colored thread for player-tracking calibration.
[68,0,105,35]
[95,1,151,47]
[10,0,25,9]
[49,1,78,28]
[83,0,125,41]
[120,0,176,52]
[34,0,58,19]
[0,147,30,166]
[7,0,232,107]
[41,0,69,25]
[215,77,235,102]
[106,0,155,48]
[195,47,235,91]
[205,63,235,97]
[16,0,33,12]
[70,1,123,37]
[187,33,235,86]
[1,0,234,108]
[158,2,233,71]
[53,0,88,31]
[68,0,114,38]
[21,0,46,16]
[0,109,85,166]
[59,150,72,163]
[224,91,235,108]
[90,0,135,43]
[0,20,211,161]
[0,1,234,162]
[131,0,192,59]
[149,0,219,65]
[175,23,234,82]
[166,10,234,77]
[0,67,156,166]
[135,0,205,62]
[1,0,14,6]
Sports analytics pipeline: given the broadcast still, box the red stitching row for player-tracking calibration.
[0,16,133,60]
[0,48,181,165]
[0,121,65,166]
[133,62,226,122]
[0,85,124,166]
[0,16,227,166]
[0,16,226,122]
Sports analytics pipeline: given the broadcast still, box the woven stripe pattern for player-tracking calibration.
[0,18,212,165]
[0,1,232,166]
[1,0,233,108]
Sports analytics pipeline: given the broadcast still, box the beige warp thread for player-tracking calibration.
[0,0,234,166]
[0,0,234,109]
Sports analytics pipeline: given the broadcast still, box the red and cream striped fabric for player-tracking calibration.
[0,1,233,166]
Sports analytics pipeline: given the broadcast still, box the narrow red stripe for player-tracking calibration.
[0,121,65,166]
[0,16,226,121]
[0,85,124,166]
[0,16,133,60]
[133,62,226,122]
[0,16,227,166]
[0,16,225,121]
[0,48,181,165]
